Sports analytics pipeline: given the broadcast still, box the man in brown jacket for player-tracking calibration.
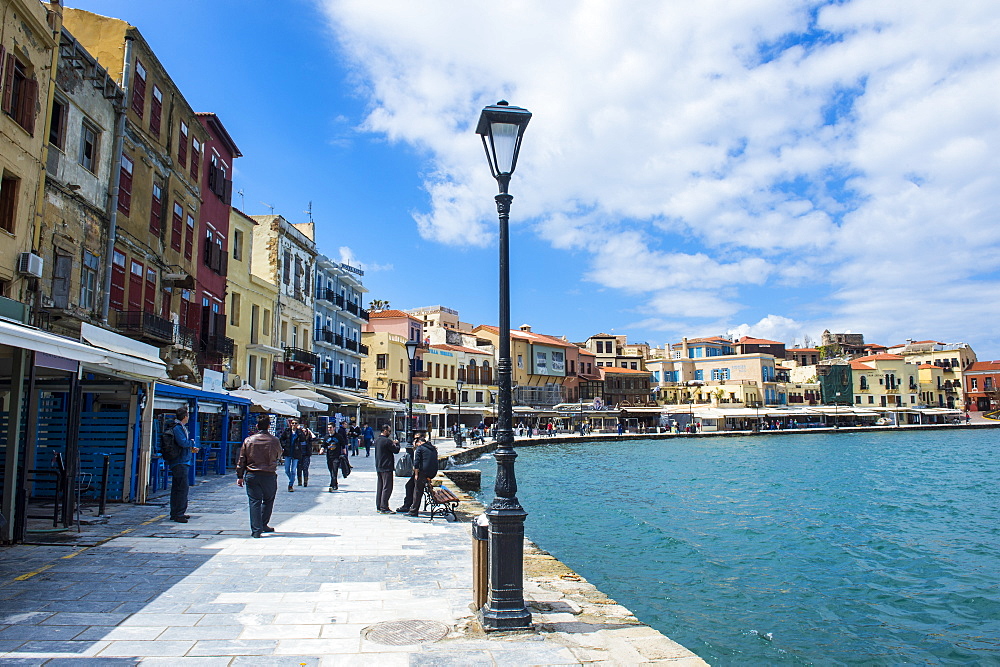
[236,414,284,538]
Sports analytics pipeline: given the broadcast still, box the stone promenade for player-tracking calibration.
[0,451,704,665]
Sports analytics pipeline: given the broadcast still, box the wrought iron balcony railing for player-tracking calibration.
[283,346,319,367]
[114,310,175,345]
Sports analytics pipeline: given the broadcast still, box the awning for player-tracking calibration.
[269,391,327,411]
[282,384,333,404]
[366,398,406,411]
[315,386,370,406]
[0,319,166,380]
[227,388,299,416]
[80,322,164,365]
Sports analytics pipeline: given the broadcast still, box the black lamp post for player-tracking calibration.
[476,99,532,630]
[405,340,418,446]
[456,378,465,447]
[490,389,498,440]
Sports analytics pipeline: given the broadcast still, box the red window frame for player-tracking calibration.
[144,267,157,313]
[110,250,126,311]
[149,182,162,236]
[130,59,146,118]
[128,259,144,311]
[177,121,188,168]
[118,155,133,215]
[190,138,201,182]
[171,203,183,251]
[149,85,162,137]
[184,213,195,260]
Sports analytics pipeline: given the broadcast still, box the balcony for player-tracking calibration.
[334,294,345,309]
[274,361,313,381]
[174,325,196,350]
[334,333,344,348]
[359,379,368,390]
[334,373,344,386]
[345,339,358,352]
[360,308,370,321]
[412,369,431,379]
[204,335,235,357]
[358,343,369,355]
[317,370,334,385]
[284,346,319,367]
[316,288,336,305]
[114,310,174,345]
[315,329,334,345]
[344,377,358,389]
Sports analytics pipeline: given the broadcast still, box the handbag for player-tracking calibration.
[394,451,413,477]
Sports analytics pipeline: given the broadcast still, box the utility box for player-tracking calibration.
[472,513,490,611]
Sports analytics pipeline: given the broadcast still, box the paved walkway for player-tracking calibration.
[0,452,704,665]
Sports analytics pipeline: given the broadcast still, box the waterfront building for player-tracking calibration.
[408,304,471,334]
[962,360,1000,412]
[1,0,58,307]
[313,253,369,394]
[250,214,318,390]
[669,336,735,359]
[225,209,280,390]
[916,363,950,408]
[648,349,780,405]
[194,113,240,375]
[64,7,211,382]
[36,25,122,338]
[362,309,425,401]
[886,340,976,410]
[564,344,601,404]
[600,366,653,407]
[475,324,577,409]
[787,347,821,366]
[735,336,786,358]
[583,333,646,369]
[850,354,920,408]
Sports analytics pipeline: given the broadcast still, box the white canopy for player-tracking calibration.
[282,384,333,404]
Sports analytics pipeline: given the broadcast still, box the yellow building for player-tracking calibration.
[887,340,976,409]
[850,354,920,408]
[226,209,280,390]
[362,331,417,403]
[0,0,59,304]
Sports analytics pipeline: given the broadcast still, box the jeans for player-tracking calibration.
[169,464,189,519]
[363,439,372,456]
[284,456,298,487]
[408,475,426,514]
[376,471,394,511]
[244,472,277,536]
[349,437,360,456]
[326,453,341,489]
[296,455,311,485]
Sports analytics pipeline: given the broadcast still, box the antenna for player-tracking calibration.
[237,189,245,211]
[303,201,313,223]
[260,201,274,214]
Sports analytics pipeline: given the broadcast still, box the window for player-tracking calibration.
[49,96,67,149]
[184,214,195,260]
[2,52,38,133]
[110,250,126,310]
[263,308,271,335]
[79,120,99,172]
[128,259,144,311]
[233,229,243,261]
[170,203,183,250]
[985,377,994,390]
[631,362,638,370]
[283,250,291,284]
[376,354,387,370]
[0,172,19,233]
[51,252,71,309]
[860,376,868,389]
[149,85,162,136]
[190,138,201,181]
[536,352,547,372]
[250,303,259,344]
[80,251,99,310]
[144,267,156,313]
[711,368,730,381]
[117,155,133,215]
[868,395,874,404]
[230,292,240,326]
[149,182,163,236]
[517,354,523,369]
[177,121,188,167]
[131,59,146,117]
[476,391,483,403]
[694,369,704,381]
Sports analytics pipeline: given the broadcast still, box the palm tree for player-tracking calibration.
[368,299,390,311]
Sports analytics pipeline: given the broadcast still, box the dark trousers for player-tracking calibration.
[363,439,372,456]
[169,464,189,519]
[408,476,426,514]
[244,472,277,536]
[326,454,341,489]
[376,471,394,511]
[402,475,415,510]
[297,455,311,485]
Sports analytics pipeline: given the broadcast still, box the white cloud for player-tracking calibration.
[319,0,1000,355]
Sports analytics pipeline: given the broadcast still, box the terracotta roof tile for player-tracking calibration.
[851,361,875,371]
[369,309,414,319]
[853,353,905,362]
[429,344,490,355]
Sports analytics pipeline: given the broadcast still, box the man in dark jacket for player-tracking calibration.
[167,407,198,523]
[279,419,310,492]
[236,414,284,538]
[407,435,439,516]
[373,423,399,513]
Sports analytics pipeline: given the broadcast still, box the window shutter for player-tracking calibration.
[118,161,133,215]
[22,77,37,135]
[207,163,216,192]
[190,145,200,181]
[130,60,146,117]
[0,46,5,101]
[214,312,226,338]
[223,178,233,205]
[1,51,13,114]
[219,247,228,276]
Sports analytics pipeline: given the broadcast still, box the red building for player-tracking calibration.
[964,361,1000,412]
[194,113,240,372]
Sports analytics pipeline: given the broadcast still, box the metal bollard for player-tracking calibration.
[98,455,110,517]
[472,513,490,611]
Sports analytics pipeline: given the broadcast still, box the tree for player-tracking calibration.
[368,299,390,311]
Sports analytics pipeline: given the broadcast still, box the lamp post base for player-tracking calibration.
[481,502,532,631]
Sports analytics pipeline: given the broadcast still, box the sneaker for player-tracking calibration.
[406,511,419,517]
[288,485,294,492]
[303,481,308,487]
[171,516,188,523]
[251,532,262,538]
[377,509,393,514]
[262,526,275,533]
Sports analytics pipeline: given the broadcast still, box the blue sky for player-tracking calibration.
[69,1,1000,358]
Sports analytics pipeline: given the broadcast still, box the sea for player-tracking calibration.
[460,429,1000,665]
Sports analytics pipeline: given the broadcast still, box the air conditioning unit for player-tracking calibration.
[17,252,44,278]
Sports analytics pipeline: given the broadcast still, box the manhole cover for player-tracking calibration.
[363,619,449,645]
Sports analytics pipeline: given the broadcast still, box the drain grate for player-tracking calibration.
[363,619,449,645]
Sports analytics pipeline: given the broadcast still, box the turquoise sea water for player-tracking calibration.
[464,429,1000,664]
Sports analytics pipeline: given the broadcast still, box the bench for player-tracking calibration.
[422,482,460,521]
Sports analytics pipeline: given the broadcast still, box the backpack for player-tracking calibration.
[160,425,182,461]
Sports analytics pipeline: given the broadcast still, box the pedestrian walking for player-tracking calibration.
[348,420,361,456]
[296,425,316,487]
[279,419,310,492]
[362,422,374,456]
[322,425,345,491]
[374,423,400,513]
[235,414,283,538]
[165,407,198,523]
[406,434,438,517]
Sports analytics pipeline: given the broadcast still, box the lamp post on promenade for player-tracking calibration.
[490,389,498,440]
[476,99,532,630]
[405,340,418,446]
[456,378,465,448]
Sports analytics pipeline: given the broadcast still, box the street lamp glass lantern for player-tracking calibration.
[476,101,532,191]
[405,340,418,361]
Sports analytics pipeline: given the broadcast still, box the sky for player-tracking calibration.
[68,1,1000,357]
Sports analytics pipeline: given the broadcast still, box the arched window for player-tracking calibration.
[860,376,868,390]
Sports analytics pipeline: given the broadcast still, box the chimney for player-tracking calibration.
[519,324,532,332]
[682,337,689,358]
